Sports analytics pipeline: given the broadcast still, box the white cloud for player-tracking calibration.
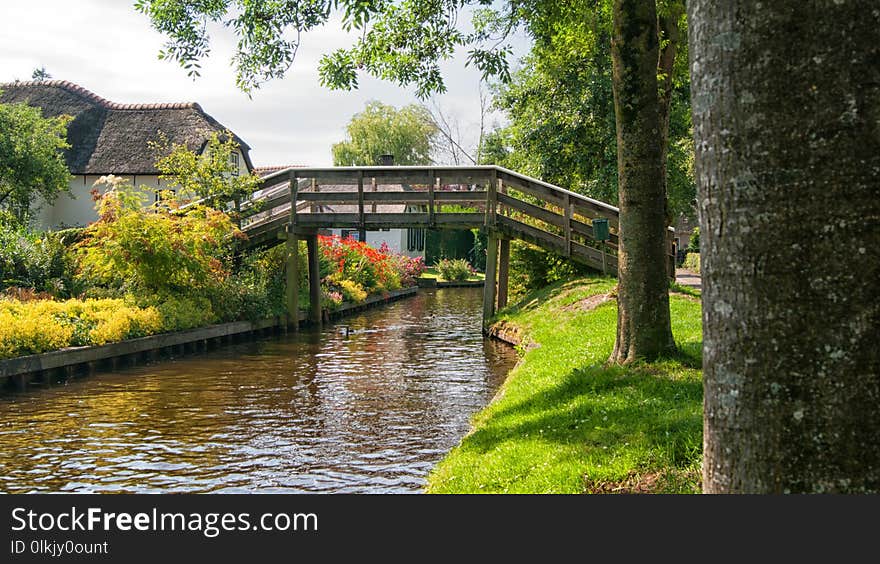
[0,0,530,167]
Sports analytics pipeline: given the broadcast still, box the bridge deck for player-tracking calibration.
[223,165,675,329]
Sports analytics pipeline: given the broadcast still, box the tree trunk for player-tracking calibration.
[657,8,680,228]
[610,0,677,363]
[690,1,880,492]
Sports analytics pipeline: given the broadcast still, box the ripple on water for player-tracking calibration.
[0,289,517,493]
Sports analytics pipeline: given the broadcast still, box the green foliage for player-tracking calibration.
[75,176,242,296]
[0,213,82,297]
[332,101,437,165]
[434,258,474,281]
[509,240,593,298]
[683,252,700,274]
[486,1,695,220]
[152,130,261,209]
[0,95,73,223]
[134,0,517,97]
[687,226,700,253]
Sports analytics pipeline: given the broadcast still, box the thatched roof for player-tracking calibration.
[0,80,254,175]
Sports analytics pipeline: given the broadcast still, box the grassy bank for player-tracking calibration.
[426,276,703,493]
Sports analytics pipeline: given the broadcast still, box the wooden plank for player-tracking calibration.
[496,216,566,254]
[369,169,434,185]
[433,213,484,227]
[564,194,572,257]
[363,192,430,202]
[483,234,498,331]
[571,199,620,226]
[364,213,430,228]
[437,170,488,186]
[428,171,435,226]
[486,170,497,227]
[297,192,360,202]
[497,170,565,206]
[307,235,321,325]
[285,231,299,331]
[357,171,365,241]
[288,170,299,229]
[572,241,618,274]
[432,191,487,202]
[498,239,510,310]
[297,213,360,227]
[496,192,566,229]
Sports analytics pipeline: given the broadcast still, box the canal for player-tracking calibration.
[0,288,518,493]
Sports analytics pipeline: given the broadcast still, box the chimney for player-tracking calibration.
[378,154,395,166]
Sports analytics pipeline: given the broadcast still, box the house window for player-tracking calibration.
[341,229,360,241]
[407,228,425,252]
[229,152,240,176]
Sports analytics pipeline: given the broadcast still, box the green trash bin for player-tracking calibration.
[593,218,610,241]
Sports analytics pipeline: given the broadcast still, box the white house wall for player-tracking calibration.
[35,149,249,231]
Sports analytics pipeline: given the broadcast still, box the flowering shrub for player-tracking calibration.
[75,176,243,295]
[0,297,165,358]
[318,235,424,298]
[322,289,344,310]
[337,279,368,303]
[435,258,475,281]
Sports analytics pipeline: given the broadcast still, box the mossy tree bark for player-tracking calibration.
[610,0,677,363]
[690,1,880,492]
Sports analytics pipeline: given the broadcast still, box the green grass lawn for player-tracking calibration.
[419,267,485,282]
[426,276,703,493]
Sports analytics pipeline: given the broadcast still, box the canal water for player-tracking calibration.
[0,288,518,493]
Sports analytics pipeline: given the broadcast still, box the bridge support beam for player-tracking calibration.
[482,233,499,333]
[307,234,322,326]
[285,231,300,331]
[498,238,510,310]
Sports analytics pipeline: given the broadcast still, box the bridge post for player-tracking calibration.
[357,170,366,242]
[498,238,510,310]
[286,170,300,331]
[307,234,322,326]
[285,230,300,331]
[483,233,499,332]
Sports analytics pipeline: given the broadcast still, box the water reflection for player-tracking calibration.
[0,288,517,493]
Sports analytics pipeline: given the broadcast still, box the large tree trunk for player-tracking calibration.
[610,0,677,363]
[690,1,880,493]
[657,8,680,228]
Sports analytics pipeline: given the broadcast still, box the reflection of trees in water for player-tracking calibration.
[0,287,518,492]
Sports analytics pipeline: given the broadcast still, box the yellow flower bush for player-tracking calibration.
[337,279,368,304]
[1,297,174,359]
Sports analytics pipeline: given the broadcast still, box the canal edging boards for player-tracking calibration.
[1,286,418,392]
[417,278,484,288]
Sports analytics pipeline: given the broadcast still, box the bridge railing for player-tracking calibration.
[236,165,675,276]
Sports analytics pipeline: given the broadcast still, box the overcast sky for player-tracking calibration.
[0,1,531,168]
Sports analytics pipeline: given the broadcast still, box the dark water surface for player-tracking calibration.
[0,288,517,493]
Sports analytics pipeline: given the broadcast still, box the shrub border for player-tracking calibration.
[1,286,417,391]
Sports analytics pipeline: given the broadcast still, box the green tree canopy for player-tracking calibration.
[332,101,438,166]
[0,96,72,224]
[484,1,694,220]
[152,131,261,208]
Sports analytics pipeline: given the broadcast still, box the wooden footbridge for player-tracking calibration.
[233,165,675,331]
